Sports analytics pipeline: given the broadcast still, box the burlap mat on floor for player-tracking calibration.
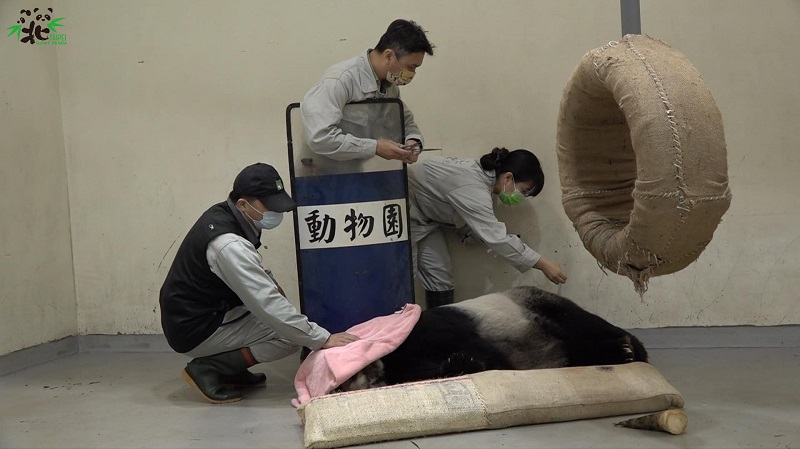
[299,362,684,448]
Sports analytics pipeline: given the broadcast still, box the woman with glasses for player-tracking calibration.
[407,147,568,308]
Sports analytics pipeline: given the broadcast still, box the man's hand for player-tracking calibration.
[534,257,568,285]
[376,139,416,164]
[402,140,421,164]
[322,332,360,349]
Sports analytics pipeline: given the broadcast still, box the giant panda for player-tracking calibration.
[336,286,649,391]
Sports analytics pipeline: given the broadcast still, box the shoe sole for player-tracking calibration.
[182,369,242,404]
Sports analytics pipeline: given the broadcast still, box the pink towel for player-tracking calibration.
[292,304,421,407]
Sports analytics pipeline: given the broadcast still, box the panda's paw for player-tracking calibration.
[622,342,635,363]
[619,335,636,363]
[441,352,487,377]
[334,360,386,392]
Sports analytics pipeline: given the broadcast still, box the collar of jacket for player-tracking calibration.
[476,159,498,189]
[226,198,262,248]
[357,50,385,96]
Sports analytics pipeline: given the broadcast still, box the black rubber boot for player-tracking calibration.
[182,347,257,404]
[221,371,266,388]
[425,290,455,308]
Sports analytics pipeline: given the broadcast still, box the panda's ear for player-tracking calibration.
[48,7,53,12]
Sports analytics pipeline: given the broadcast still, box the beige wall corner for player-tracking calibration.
[0,0,77,354]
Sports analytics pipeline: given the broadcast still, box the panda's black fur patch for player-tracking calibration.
[340,286,649,389]
[380,306,512,385]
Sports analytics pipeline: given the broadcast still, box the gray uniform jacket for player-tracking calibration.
[300,50,423,161]
[407,156,541,272]
[206,201,331,350]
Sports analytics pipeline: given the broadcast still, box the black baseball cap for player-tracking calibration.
[231,163,296,212]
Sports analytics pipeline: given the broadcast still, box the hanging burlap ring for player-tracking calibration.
[557,35,731,294]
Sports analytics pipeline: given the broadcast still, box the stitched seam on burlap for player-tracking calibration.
[671,241,711,263]
[569,189,730,202]
[471,380,492,428]
[623,227,714,268]
[689,191,732,204]
[633,191,732,202]
[592,39,620,78]
[632,191,682,200]
[626,37,690,261]
[562,188,623,201]
[625,38,688,197]
[620,235,666,275]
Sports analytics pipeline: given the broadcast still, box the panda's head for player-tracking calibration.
[334,360,386,392]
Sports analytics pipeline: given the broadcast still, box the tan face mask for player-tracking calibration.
[386,53,416,86]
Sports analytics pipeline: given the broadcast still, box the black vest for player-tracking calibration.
[159,202,259,353]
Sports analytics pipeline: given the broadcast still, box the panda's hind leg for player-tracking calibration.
[526,293,648,366]
[564,334,639,366]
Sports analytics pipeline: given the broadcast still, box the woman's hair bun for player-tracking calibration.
[480,147,510,170]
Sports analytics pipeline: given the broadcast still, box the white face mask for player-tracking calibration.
[246,201,283,230]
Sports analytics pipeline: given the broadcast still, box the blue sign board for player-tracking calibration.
[286,100,414,333]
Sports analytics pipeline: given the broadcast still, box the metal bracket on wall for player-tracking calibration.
[620,0,642,36]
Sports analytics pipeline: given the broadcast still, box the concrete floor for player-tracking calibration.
[1,347,798,449]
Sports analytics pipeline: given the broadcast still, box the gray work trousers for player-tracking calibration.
[184,306,299,363]
[410,201,455,292]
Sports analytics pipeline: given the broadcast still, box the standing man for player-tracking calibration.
[301,19,434,165]
[159,163,359,404]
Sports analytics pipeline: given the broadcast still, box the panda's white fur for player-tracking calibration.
[451,291,568,368]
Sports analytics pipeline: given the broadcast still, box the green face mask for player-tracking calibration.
[498,176,524,205]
